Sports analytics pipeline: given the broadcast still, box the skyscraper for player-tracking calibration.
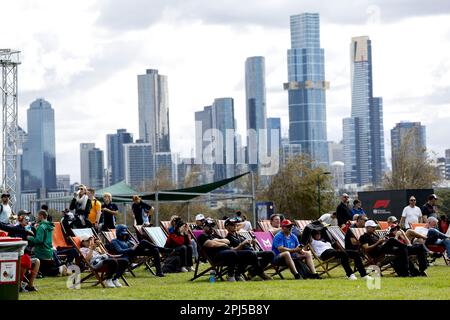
[390,122,426,173]
[245,56,267,170]
[80,143,95,186]
[267,118,281,159]
[88,148,104,190]
[138,69,170,152]
[343,36,385,186]
[107,129,133,184]
[22,98,57,190]
[123,141,154,189]
[284,13,329,167]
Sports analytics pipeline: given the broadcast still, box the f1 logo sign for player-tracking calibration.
[373,200,390,209]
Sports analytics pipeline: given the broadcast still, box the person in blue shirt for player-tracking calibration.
[272,219,320,279]
[351,199,365,218]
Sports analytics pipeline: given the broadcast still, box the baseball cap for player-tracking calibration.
[387,216,398,223]
[429,194,438,200]
[17,209,31,216]
[195,214,205,221]
[281,219,294,227]
[365,220,378,228]
[224,218,238,227]
[79,234,93,242]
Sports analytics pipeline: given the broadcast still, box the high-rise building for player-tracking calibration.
[267,118,281,159]
[88,148,104,190]
[444,149,450,180]
[138,69,170,152]
[80,143,95,186]
[155,152,174,184]
[343,36,385,187]
[123,141,154,190]
[331,161,345,190]
[245,56,267,171]
[390,122,426,173]
[16,126,27,208]
[21,98,57,190]
[107,129,133,184]
[56,175,71,190]
[281,142,302,166]
[328,141,344,164]
[284,13,329,167]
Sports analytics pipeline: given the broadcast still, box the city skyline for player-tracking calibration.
[3,1,450,182]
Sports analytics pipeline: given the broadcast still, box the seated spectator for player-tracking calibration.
[414,217,450,258]
[438,214,449,234]
[197,218,248,282]
[319,212,338,226]
[268,214,282,234]
[272,220,320,280]
[20,248,40,292]
[344,214,367,251]
[387,215,426,243]
[359,220,411,277]
[165,219,194,272]
[111,224,167,277]
[100,192,118,231]
[193,214,206,230]
[27,210,68,277]
[310,230,370,280]
[225,218,273,280]
[168,215,180,234]
[238,213,253,231]
[79,234,128,288]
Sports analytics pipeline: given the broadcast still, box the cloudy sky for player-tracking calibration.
[1,0,450,183]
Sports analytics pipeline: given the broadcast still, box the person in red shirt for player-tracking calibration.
[438,214,449,234]
[165,219,194,272]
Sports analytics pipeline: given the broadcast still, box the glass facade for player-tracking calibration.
[124,142,154,189]
[88,148,104,190]
[22,98,57,190]
[138,69,171,153]
[390,122,426,173]
[286,13,329,167]
[107,129,133,184]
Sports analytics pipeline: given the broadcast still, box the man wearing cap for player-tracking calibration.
[421,194,438,221]
[272,219,320,280]
[359,220,411,277]
[193,213,206,230]
[0,193,13,224]
[225,218,273,280]
[336,193,352,228]
[400,196,426,229]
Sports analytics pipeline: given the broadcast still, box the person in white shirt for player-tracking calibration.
[310,230,370,280]
[413,217,450,257]
[319,212,338,226]
[400,196,425,229]
[0,193,13,224]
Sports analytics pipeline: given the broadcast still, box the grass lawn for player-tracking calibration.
[20,260,450,300]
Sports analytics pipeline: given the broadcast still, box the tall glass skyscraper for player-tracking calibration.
[123,141,154,190]
[22,98,57,190]
[138,69,171,152]
[343,36,385,187]
[245,56,267,170]
[390,122,426,173]
[88,148,104,190]
[285,13,329,167]
[107,129,133,184]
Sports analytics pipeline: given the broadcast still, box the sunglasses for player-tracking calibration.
[410,199,416,202]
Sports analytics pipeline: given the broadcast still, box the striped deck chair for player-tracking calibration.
[216,220,226,230]
[295,220,312,233]
[214,229,228,238]
[160,221,171,235]
[377,221,389,230]
[326,226,346,250]
[72,228,96,239]
[410,223,426,230]
[257,220,272,232]
[349,227,367,241]
[69,236,129,288]
[375,230,389,239]
[189,230,229,282]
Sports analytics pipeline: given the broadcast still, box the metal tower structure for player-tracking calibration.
[0,49,20,209]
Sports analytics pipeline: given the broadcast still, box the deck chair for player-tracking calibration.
[411,224,449,265]
[253,231,286,279]
[326,226,346,250]
[306,240,342,278]
[214,229,228,238]
[160,221,171,235]
[257,220,272,232]
[53,222,75,263]
[69,236,129,288]
[189,231,229,282]
[216,220,226,230]
[71,228,96,239]
[377,221,389,230]
[295,220,312,233]
[143,227,167,248]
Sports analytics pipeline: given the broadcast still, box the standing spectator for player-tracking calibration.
[111,224,166,277]
[41,205,52,222]
[272,220,320,279]
[421,194,438,220]
[0,193,13,224]
[400,196,425,229]
[310,230,370,280]
[87,188,102,230]
[336,193,352,228]
[131,195,153,226]
[165,219,194,272]
[69,185,92,228]
[101,192,118,231]
[351,200,365,217]
[319,212,338,226]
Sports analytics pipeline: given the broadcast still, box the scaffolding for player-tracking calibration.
[0,49,21,209]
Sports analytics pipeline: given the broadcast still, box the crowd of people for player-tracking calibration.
[0,187,449,293]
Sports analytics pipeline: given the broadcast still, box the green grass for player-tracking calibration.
[21,261,450,300]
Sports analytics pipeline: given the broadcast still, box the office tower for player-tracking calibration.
[245,56,267,171]
[390,122,426,173]
[154,152,174,183]
[445,149,450,180]
[138,69,170,152]
[16,126,27,208]
[331,161,345,190]
[88,148,104,190]
[107,129,133,184]
[281,142,302,166]
[123,141,154,189]
[284,13,329,167]
[328,141,344,163]
[267,118,281,158]
[56,175,71,190]
[80,143,95,186]
[22,98,57,190]
[343,36,385,186]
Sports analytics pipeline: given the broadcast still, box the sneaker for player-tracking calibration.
[309,273,322,280]
[361,275,373,281]
[419,271,428,277]
[105,279,116,288]
[112,279,123,287]
[347,274,357,280]
[187,266,195,272]
[58,265,68,276]
[235,275,246,282]
[180,267,189,272]
[294,273,303,280]
[227,276,236,282]
[25,285,38,292]
[155,272,165,277]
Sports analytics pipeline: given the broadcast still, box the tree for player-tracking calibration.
[263,155,335,219]
[383,130,441,189]
[435,189,450,217]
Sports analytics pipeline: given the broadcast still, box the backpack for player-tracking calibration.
[161,255,181,273]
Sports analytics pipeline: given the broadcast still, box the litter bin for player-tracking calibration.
[0,237,28,300]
